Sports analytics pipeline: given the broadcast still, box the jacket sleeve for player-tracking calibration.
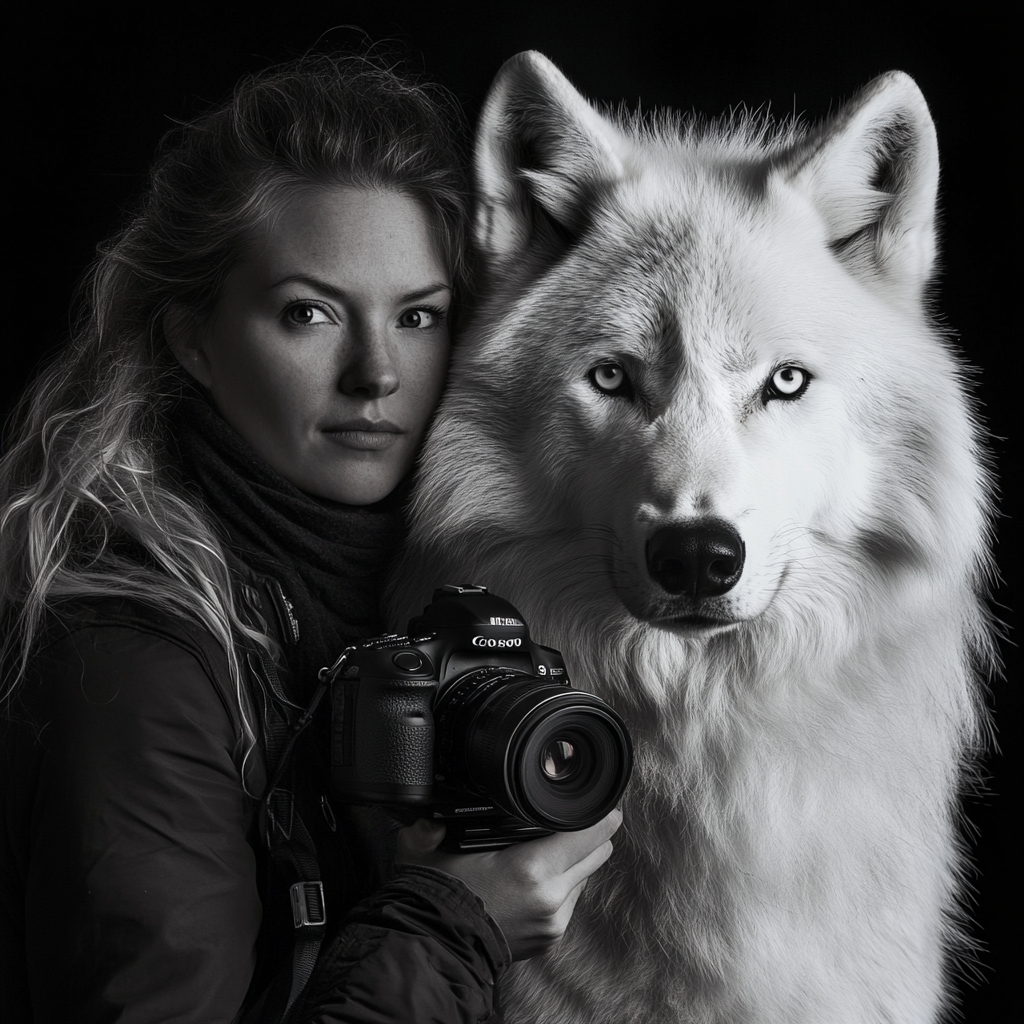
[4,621,510,1024]
[297,865,511,1024]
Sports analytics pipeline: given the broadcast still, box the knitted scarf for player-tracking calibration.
[168,391,407,696]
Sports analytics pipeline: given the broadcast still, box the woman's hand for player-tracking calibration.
[396,809,623,960]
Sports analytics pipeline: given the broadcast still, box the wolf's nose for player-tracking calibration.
[646,521,745,598]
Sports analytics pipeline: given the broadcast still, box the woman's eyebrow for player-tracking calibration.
[400,283,452,303]
[268,274,451,304]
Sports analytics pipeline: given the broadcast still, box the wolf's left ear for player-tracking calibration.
[785,72,939,302]
[474,51,628,276]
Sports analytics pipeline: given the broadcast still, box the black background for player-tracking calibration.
[6,3,1017,1018]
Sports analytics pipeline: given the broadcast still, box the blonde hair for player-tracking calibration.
[0,55,470,743]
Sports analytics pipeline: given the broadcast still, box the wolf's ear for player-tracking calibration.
[475,51,628,273]
[785,72,939,302]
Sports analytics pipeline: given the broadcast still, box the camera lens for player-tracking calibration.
[436,670,632,831]
[511,704,627,829]
[541,738,578,781]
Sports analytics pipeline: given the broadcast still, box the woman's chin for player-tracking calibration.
[264,441,414,507]
[297,466,408,507]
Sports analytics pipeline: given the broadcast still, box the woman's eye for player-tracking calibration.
[762,364,811,403]
[398,307,444,330]
[588,362,632,397]
[283,302,332,327]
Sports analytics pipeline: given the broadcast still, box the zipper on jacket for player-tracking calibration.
[267,578,300,644]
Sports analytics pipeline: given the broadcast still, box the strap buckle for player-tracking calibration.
[290,880,326,930]
[319,646,357,686]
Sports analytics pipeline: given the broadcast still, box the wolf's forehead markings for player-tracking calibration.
[614,178,752,276]
[604,210,693,275]
[590,188,760,382]
[616,213,737,324]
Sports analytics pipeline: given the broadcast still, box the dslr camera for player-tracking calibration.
[330,584,633,851]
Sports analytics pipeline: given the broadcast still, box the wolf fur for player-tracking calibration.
[389,52,993,1023]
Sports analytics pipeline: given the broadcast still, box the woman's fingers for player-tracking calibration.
[514,807,623,878]
[561,833,616,892]
[506,811,620,915]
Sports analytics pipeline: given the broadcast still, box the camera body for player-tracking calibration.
[330,584,632,851]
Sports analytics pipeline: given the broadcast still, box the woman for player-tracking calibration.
[0,55,621,1023]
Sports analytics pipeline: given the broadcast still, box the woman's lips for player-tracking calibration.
[323,420,403,451]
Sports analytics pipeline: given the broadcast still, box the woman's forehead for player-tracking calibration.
[238,186,450,295]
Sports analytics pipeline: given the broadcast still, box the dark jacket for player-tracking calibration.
[1,597,510,1023]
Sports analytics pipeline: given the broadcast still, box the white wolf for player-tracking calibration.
[390,52,994,1023]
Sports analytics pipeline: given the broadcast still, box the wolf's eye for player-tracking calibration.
[762,365,810,403]
[589,362,632,398]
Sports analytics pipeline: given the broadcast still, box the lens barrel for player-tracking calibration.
[435,669,632,831]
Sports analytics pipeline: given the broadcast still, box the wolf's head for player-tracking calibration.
[395,53,991,708]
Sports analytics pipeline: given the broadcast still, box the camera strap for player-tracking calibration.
[255,644,356,1019]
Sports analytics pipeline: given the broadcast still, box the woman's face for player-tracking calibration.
[178,187,452,504]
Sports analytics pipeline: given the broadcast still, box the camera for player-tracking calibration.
[330,584,633,852]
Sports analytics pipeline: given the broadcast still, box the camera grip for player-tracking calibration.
[332,676,436,804]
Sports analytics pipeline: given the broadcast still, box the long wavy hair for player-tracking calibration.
[0,54,471,744]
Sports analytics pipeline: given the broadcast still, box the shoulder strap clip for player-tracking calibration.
[290,880,326,931]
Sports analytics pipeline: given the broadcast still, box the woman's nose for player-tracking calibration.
[338,324,399,398]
